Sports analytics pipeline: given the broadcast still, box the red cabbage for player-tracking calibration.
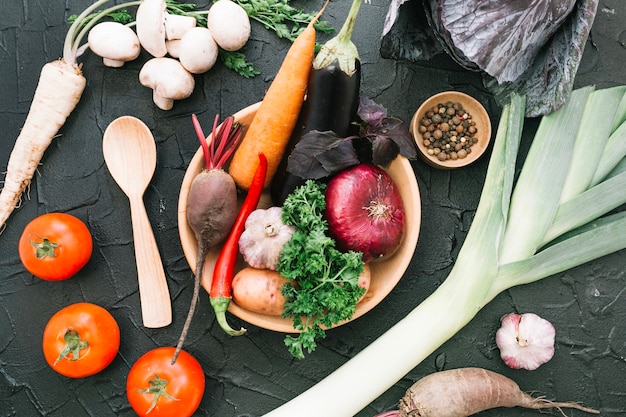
[381,0,599,117]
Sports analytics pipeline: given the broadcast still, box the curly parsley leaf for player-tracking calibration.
[166,0,207,26]
[234,0,333,42]
[278,180,364,359]
[219,50,261,78]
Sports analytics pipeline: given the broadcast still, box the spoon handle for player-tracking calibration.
[128,195,172,328]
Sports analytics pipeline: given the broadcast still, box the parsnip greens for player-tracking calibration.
[264,85,626,416]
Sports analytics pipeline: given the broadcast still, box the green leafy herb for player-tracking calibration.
[166,0,207,27]
[219,50,260,78]
[278,180,364,359]
[233,0,333,42]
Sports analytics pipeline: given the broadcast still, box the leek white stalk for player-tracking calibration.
[264,86,626,417]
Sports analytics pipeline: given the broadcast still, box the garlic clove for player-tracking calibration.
[495,312,555,370]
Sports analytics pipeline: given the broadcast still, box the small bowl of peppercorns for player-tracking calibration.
[410,91,491,169]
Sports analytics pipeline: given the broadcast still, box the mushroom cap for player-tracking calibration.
[136,0,167,57]
[165,39,182,58]
[88,22,140,67]
[164,13,197,40]
[178,27,219,74]
[206,0,251,51]
[139,57,195,110]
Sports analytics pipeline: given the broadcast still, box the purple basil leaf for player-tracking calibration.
[315,141,360,176]
[357,95,387,126]
[378,117,417,159]
[371,136,400,167]
[287,131,359,179]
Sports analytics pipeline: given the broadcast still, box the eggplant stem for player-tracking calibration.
[313,0,362,74]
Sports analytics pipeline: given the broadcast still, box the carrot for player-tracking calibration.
[380,368,600,417]
[228,1,329,190]
[0,0,128,232]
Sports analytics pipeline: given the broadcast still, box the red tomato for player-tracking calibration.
[18,212,93,281]
[42,302,120,378]
[127,347,205,417]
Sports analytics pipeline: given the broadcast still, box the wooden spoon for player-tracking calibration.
[102,116,172,328]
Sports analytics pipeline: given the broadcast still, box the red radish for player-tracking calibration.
[376,368,599,417]
[325,164,405,262]
[173,114,244,363]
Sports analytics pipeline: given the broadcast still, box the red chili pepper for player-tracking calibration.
[210,153,268,336]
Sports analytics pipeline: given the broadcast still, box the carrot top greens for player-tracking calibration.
[278,180,364,359]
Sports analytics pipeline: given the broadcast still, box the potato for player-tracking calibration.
[233,264,372,316]
[232,267,289,316]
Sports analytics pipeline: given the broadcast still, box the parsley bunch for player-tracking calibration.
[234,0,333,42]
[278,180,364,359]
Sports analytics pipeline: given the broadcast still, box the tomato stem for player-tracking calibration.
[54,328,88,365]
[136,375,180,414]
[29,236,59,259]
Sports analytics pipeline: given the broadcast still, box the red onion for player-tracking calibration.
[325,164,405,263]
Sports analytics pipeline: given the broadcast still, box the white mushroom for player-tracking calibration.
[88,22,140,67]
[135,0,167,57]
[165,39,182,58]
[163,14,196,58]
[164,14,196,40]
[178,27,219,74]
[206,0,251,51]
[139,57,195,110]
[136,0,201,58]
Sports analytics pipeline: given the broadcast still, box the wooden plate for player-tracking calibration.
[410,91,491,169]
[178,102,421,333]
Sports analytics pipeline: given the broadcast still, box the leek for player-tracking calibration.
[264,85,626,417]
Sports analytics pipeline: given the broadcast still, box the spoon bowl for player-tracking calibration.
[103,117,157,196]
[102,116,172,328]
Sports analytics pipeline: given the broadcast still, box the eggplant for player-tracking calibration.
[270,0,364,206]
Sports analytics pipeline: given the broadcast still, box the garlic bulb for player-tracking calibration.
[495,312,555,370]
[238,207,295,270]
